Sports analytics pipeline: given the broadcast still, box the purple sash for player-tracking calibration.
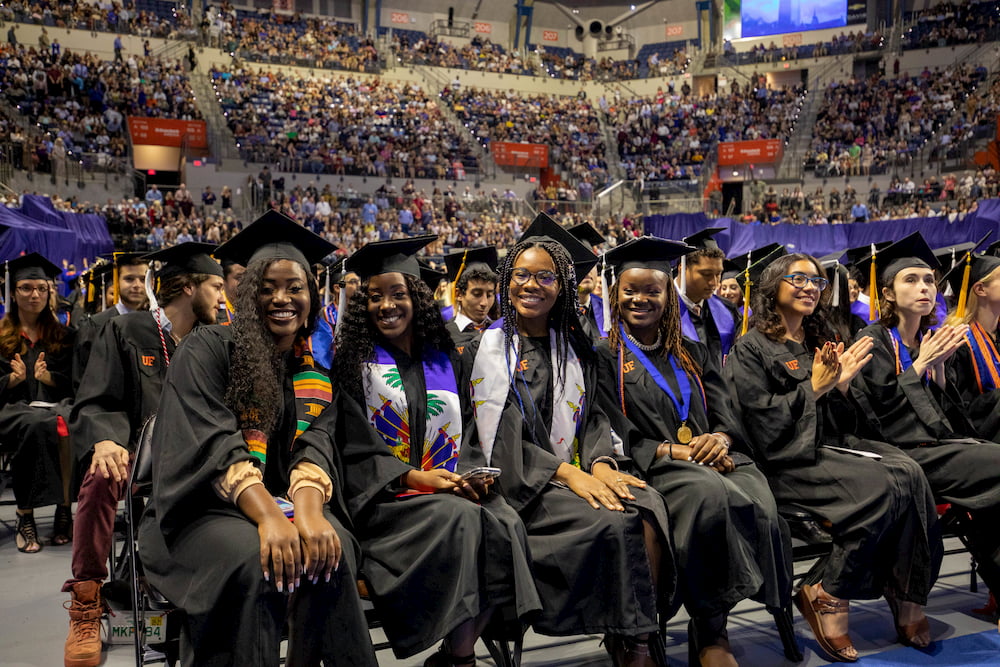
[851,299,875,324]
[678,295,735,357]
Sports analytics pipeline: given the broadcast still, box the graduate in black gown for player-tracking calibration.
[442,246,499,350]
[332,236,540,666]
[138,211,377,666]
[596,237,792,667]
[0,253,75,553]
[71,252,148,391]
[851,233,1000,631]
[471,214,675,667]
[944,251,1000,442]
[64,243,225,667]
[675,229,739,367]
[724,252,941,662]
[569,222,608,342]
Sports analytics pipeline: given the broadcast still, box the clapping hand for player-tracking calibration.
[836,337,875,394]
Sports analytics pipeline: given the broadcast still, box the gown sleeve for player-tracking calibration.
[150,327,257,542]
[70,320,132,457]
[723,332,820,468]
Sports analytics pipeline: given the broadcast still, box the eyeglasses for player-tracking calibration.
[782,273,829,291]
[511,268,559,287]
[16,284,50,296]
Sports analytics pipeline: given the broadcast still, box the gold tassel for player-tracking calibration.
[741,270,751,336]
[869,244,878,322]
[450,250,469,311]
[956,252,973,320]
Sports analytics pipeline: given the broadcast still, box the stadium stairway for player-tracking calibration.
[188,61,243,167]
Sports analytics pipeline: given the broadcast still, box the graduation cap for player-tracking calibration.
[725,243,786,276]
[518,212,599,281]
[683,227,727,252]
[417,258,447,292]
[843,241,892,270]
[602,236,696,277]
[346,235,438,281]
[731,245,788,335]
[818,251,848,308]
[444,247,499,282]
[214,209,337,270]
[82,261,113,308]
[4,253,61,312]
[567,222,605,249]
[939,232,995,319]
[144,242,224,281]
[986,239,1000,257]
[854,232,940,322]
[933,241,980,275]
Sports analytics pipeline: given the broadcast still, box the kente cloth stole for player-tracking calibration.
[243,336,333,464]
[471,327,584,467]
[966,321,1000,393]
[364,345,463,472]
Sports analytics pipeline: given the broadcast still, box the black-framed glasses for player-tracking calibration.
[511,268,559,287]
[16,284,50,296]
[782,273,829,291]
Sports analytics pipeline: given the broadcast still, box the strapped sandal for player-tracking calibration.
[795,584,857,662]
[16,513,43,553]
[52,504,73,546]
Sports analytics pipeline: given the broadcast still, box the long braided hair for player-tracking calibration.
[333,273,454,398]
[498,239,591,385]
[225,257,321,438]
[606,267,700,377]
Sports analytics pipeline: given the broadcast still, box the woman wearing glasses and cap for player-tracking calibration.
[471,214,674,667]
[852,233,1000,636]
[0,253,75,553]
[138,211,377,666]
[596,237,792,667]
[724,251,940,663]
[330,236,540,667]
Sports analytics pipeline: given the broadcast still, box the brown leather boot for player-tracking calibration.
[64,580,103,667]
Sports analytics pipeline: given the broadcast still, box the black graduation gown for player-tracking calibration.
[0,328,74,509]
[71,305,120,392]
[445,318,483,350]
[596,338,792,618]
[69,311,175,459]
[338,343,540,659]
[137,326,376,667]
[854,323,1000,593]
[487,334,675,637]
[724,329,940,603]
[949,332,1000,441]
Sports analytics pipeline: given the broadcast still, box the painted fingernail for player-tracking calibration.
[263,572,270,582]
[276,581,283,592]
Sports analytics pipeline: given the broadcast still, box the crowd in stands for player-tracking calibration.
[1,41,199,171]
[395,33,534,76]
[723,30,884,66]
[806,64,987,177]
[0,0,188,38]
[445,86,608,186]
[614,76,804,182]
[733,167,1000,225]
[213,66,477,179]
[903,0,1000,50]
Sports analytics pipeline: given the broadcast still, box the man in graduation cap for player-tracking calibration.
[63,242,225,667]
[568,222,609,340]
[71,252,149,391]
[215,257,245,326]
[443,246,499,348]
[675,228,739,366]
[309,259,356,369]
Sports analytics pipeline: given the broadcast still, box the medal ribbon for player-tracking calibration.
[889,327,925,379]
[966,321,1000,393]
[619,324,705,423]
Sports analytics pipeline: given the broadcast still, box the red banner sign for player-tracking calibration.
[474,22,492,34]
[542,30,559,42]
[717,139,783,166]
[492,142,549,168]
[127,118,208,150]
[390,12,409,24]
[665,24,684,37]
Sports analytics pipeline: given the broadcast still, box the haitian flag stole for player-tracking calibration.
[364,345,464,472]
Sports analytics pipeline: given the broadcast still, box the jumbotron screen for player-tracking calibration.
[724,0,848,40]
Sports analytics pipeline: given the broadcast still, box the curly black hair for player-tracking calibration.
[333,273,454,398]
[498,239,591,386]
[751,253,834,346]
[225,257,321,437]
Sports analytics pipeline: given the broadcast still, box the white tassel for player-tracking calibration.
[679,255,687,297]
[144,265,159,313]
[943,249,956,297]
[324,268,331,308]
[831,265,841,308]
[334,280,348,338]
[600,256,612,336]
[3,261,8,315]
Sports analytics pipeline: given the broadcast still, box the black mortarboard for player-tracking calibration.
[855,232,940,288]
[417,258,447,291]
[683,227,727,252]
[725,243,786,275]
[731,244,787,288]
[347,235,438,281]
[603,236,696,278]
[214,210,337,271]
[938,232,995,318]
[567,222,605,248]
[6,253,61,282]
[819,251,848,308]
[842,241,892,269]
[444,246,499,282]
[144,242,224,280]
[933,241,980,275]
[986,240,1000,257]
[519,212,598,279]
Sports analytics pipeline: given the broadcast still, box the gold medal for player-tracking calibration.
[677,423,693,444]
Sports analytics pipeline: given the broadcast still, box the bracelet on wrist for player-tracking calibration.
[591,455,620,473]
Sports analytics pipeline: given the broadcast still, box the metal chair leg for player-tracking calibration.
[769,604,803,662]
